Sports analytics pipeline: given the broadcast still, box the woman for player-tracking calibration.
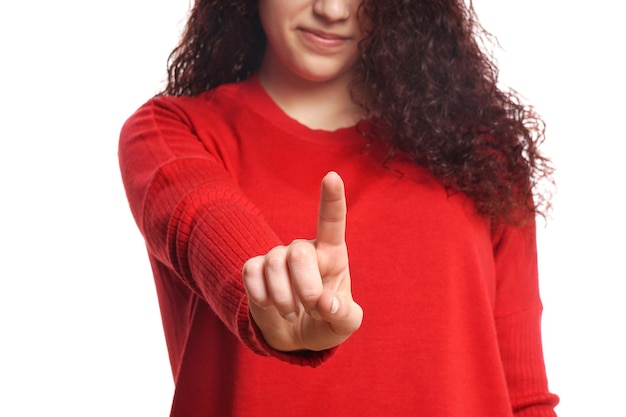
[119,0,559,415]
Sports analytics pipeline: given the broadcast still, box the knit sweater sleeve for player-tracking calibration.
[492,220,560,416]
[118,96,331,366]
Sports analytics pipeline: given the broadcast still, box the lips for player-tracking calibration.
[299,28,351,50]
[303,28,349,41]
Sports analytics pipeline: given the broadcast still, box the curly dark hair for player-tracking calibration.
[162,0,553,224]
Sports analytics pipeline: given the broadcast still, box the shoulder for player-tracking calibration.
[124,78,261,135]
[149,81,247,116]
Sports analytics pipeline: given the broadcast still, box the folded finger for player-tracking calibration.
[242,256,270,309]
[264,246,299,321]
[287,240,324,317]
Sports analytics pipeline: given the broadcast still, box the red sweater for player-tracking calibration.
[119,76,558,416]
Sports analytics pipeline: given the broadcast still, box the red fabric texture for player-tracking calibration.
[118,76,559,416]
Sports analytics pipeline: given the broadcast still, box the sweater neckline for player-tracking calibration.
[239,74,371,148]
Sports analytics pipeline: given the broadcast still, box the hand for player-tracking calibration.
[242,172,363,352]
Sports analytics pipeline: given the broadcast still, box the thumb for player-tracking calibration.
[316,172,347,247]
[317,290,363,337]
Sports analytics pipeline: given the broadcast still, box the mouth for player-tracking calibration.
[302,28,350,41]
[298,28,352,49]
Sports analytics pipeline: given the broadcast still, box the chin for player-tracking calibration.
[294,64,354,84]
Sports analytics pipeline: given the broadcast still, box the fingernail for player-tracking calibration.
[310,309,322,320]
[283,312,298,322]
[330,297,339,315]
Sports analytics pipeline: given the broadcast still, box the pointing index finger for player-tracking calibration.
[316,172,347,247]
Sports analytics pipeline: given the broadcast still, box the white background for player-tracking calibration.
[1,1,624,415]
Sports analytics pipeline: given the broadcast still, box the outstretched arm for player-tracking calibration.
[119,97,344,366]
[243,172,363,352]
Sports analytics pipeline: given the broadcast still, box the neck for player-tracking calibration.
[258,58,364,131]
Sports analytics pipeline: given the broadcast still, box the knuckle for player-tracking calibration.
[264,247,287,271]
[287,241,314,264]
[269,293,294,312]
[248,292,269,308]
[297,289,320,305]
[242,257,263,278]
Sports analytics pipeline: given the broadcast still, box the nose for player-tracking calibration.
[312,0,352,22]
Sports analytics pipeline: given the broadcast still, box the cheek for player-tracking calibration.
[259,10,289,51]
[258,1,282,40]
